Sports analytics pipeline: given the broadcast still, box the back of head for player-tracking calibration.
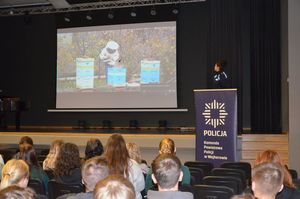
[54,142,81,176]
[0,185,36,199]
[94,175,135,199]
[104,134,129,177]
[18,144,39,168]
[82,156,109,192]
[19,136,33,146]
[255,150,294,188]
[85,138,104,160]
[49,139,64,154]
[151,153,182,190]
[126,142,141,164]
[0,159,29,190]
[159,138,175,154]
[252,162,284,198]
[231,193,255,199]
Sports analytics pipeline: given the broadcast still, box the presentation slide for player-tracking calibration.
[56,21,177,108]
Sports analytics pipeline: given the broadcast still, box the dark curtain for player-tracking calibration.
[250,0,281,133]
[207,0,244,133]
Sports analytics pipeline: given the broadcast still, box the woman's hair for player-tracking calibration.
[18,144,40,168]
[94,175,135,199]
[0,159,29,190]
[19,136,33,146]
[85,138,104,160]
[159,138,175,154]
[0,185,36,199]
[231,193,255,199]
[255,150,294,188]
[103,134,130,178]
[54,142,81,177]
[126,143,142,164]
[43,139,64,170]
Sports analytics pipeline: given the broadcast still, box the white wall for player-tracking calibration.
[288,0,300,173]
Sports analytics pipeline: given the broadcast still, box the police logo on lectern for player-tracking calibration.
[202,99,228,128]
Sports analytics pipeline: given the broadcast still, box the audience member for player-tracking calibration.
[147,153,193,199]
[252,162,284,199]
[0,185,36,199]
[255,150,300,199]
[126,142,149,174]
[94,175,135,199]
[85,138,104,160]
[231,193,255,199]
[16,144,49,193]
[58,156,109,199]
[54,142,82,184]
[43,139,64,171]
[14,136,34,159]
[103,134,145,199]
[145,137,190,192]
[0,159,29,190]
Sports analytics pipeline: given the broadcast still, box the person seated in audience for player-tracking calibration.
[126,142,149,175]
[231,193,255,199]
[145,137,191,192]
[255,150,300,199]
[54,142,82,184]
[43,139,64,171]
[252,162,284,199]
[85,138,104,160]
[147,153,193,199]
[94,175,136,199]
[0,154,4,164]
[16,144,49,194]
[103,134,145,199]
[57,156,109,199]
[0,185,36,199]
[14,136,34,158]
[0,159,29,190]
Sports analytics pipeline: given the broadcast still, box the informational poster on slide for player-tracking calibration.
[141,60,160,84]
[76,58,94,89]
[107,67,127,87]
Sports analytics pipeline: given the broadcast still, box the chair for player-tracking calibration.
[211,168,247,190]
[289,169,298,180]
[44,169,55,180]
[48,180,84,199]
[220,162,252,185]
[184,161,214,176]
[0,148,17,163]
[189,167,204,185]
[28,179,45,195]
[193,184,234,199]
[202,176,239,194]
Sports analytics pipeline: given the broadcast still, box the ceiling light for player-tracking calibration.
[108,10,114,19]
[64,14,70,22]
[150,7,157,16]
[130,8,137,17]
[86,14,92,20]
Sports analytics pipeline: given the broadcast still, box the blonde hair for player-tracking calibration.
[94,175,135,199]
[255,150,295,188]
[43,139,64,170]
[126,143,142,164]
[159,138,175,154]
[0,159,29,190]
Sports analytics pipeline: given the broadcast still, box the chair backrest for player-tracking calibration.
[28,179,45,195]
[189,168,204,185]
[289,169,298,180]
[48,180,84,199]
[184,161,214,176]
[220,162,252,185]
[211,168,246,190]
[44,169,55,180]
[0,148,17,163]
[194,184,234,199]
[202,176,239,194]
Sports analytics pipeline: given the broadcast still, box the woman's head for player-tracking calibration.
[104,134,129,177]
[126,143,142,164]
[19,136,33,146]
[49,139,64,155]
[159,138,175,154]
[18,144,39,168]
[255,150,294,188]
[85,138,104,160]
[54,142,81,177]
[0,185,36,199]
[0,159,29,190]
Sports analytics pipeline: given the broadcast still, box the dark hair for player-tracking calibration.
[103,134,130,178]
[0,185,36,199]
[54,142,81,177]
[151,153,182,189]
[85,138,104,160]
[18,144,40,168]
[19,136,33,146]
